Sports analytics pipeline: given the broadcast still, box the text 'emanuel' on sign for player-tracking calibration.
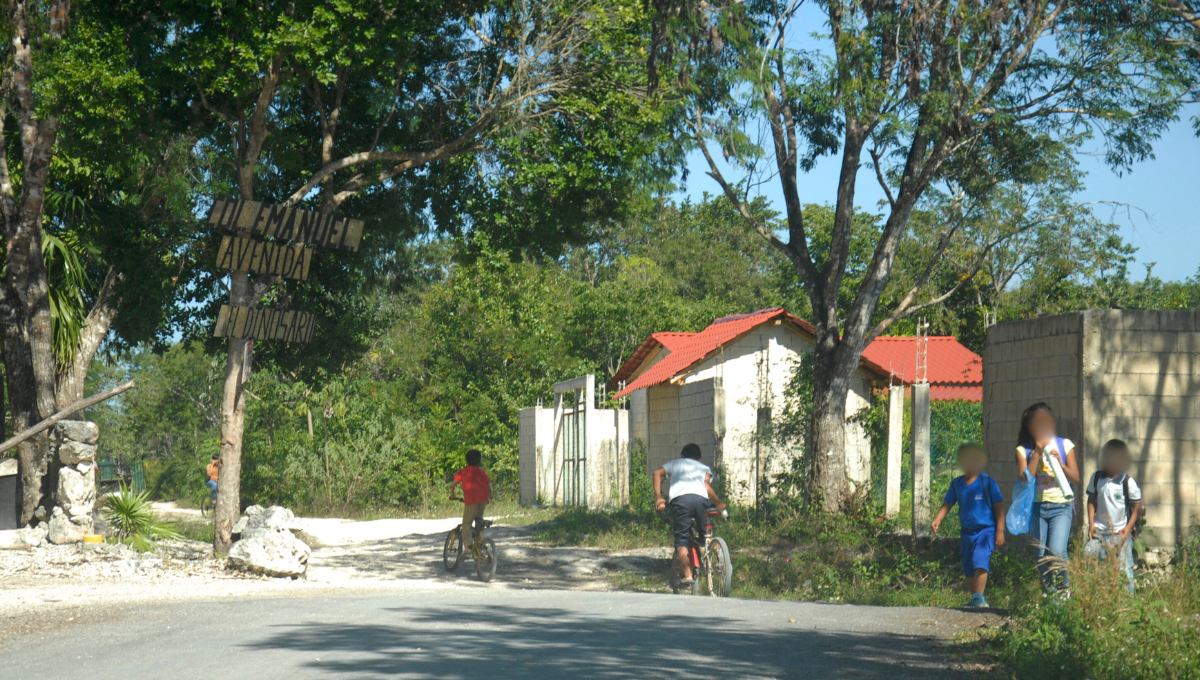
[213,305,317,343]
[205,197,363,252]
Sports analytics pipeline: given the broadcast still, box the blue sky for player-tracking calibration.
[679,113,1200,284]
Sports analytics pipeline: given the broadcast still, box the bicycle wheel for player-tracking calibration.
[443,527,463,571]
[702,537,732,597]
[475,537,497,582]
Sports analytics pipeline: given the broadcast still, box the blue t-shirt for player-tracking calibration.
[944,474,1004,533]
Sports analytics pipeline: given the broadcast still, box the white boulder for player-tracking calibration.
[47,507,88,544]
[227,505,310,578]
[58,441,97,465]
[56,466,96,517]
[54,420,99,444]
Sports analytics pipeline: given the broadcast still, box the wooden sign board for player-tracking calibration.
[216,236,313,281]
[205,197,363,252]
[213,305,316,343]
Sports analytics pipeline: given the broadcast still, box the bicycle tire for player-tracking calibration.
[443,527,463,571]
[703,537,732,597]
[475,537,497,582]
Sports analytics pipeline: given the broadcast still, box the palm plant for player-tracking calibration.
[102,483,181,552]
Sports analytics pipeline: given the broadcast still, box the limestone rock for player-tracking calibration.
[0,524,49,549]
[228,528,311,578]
[227,505,310,578]
[48,508,88,544]
[54,420,99,444]
[0,457,17,477]
[18,523,48,547]
[58,441,97,465]
[233,505,301,536]
[56,466,96,516]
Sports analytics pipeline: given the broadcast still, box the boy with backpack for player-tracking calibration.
[932,443,1006,608]
[1086,439,1143,594]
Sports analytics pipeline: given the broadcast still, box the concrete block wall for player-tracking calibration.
[984,310,1200,545]
[983,313,1084,498]
[1089,310,1200,545]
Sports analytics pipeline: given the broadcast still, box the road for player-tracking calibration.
[1,586,990,679]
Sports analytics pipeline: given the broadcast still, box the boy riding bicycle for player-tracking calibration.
[653,443,727,587]
[449,449,491,547]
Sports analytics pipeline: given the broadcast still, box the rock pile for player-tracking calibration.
[227,505,311,578]
[47,420,100,545]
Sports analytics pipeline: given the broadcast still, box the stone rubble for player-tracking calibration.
[0,538,260,583]
[228,505,311,579]
[46,420,101,544]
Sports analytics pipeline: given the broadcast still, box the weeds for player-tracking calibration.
[985,531,1200,680]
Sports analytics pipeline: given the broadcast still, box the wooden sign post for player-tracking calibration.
[205,198,365,344]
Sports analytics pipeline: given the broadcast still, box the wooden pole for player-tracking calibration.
[0,380,135,455]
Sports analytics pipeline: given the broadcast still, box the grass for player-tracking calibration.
[969,535,1200,680]
[531,500,1036,606]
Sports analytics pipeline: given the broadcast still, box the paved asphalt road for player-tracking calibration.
[1,587,988,680]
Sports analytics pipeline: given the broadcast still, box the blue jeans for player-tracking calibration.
[1098,531,1136,595]
[206,479,218,501]
[1032,501,1074,591]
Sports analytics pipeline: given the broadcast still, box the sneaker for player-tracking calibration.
[966,594,986,608]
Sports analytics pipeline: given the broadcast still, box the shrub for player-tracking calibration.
[102,484,182,552]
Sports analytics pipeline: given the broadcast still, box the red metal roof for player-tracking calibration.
[610,308,891,399]
[608,311,982,402]
[858,336,982,387]
[930,385,983,402]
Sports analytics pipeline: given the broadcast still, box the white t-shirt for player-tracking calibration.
[661,458,711,501]
[1087,471,1141,532]
[1018,437,1075,503]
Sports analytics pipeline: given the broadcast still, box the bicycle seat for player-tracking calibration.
[474,519,494,529]
[705,510,723,517]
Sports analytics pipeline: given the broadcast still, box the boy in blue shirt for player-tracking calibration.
[932,443,1006,608]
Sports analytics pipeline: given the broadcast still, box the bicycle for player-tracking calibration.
[199,490,214,517]
[442,517,497,582]
[666,506,732,597]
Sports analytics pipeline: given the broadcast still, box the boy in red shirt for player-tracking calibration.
[449,449,491,547]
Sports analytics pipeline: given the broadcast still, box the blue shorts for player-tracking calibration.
[960,527,996,577]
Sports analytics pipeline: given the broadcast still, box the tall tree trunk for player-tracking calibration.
[55,266,122,413]
[807,341,860,514]
[0,0,71,525]
[213,272,252,554]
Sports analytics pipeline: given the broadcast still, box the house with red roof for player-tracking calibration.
[607,308,887,504]
[607,308,983,505]
[859,337,983,402]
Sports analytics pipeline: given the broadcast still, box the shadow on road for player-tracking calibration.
[244,602,963,679]
[308,526,662,589]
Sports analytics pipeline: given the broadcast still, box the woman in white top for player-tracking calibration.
[1015,402,1080,594]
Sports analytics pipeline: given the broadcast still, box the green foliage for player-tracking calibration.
[102,484,182,552]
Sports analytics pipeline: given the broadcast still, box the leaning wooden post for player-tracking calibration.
[885,385,904,518]
[0,380,135,456]
[910,382,932,537]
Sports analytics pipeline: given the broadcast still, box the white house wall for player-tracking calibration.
[634,323,875,505]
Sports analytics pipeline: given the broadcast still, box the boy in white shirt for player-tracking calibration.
[653,443,727,586]
[1086,439,1143,594]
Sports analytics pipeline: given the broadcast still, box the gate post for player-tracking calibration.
[910,383,932,537]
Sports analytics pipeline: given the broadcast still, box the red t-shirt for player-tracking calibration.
[454,465,491,506]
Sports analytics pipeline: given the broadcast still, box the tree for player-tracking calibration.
[672,0,1190,511]
[119,0,663,551]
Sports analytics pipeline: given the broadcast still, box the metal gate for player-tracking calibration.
[561,404,587,506]
[553,375,595,507]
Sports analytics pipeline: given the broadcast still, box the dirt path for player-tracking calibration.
[301,516,669,589]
